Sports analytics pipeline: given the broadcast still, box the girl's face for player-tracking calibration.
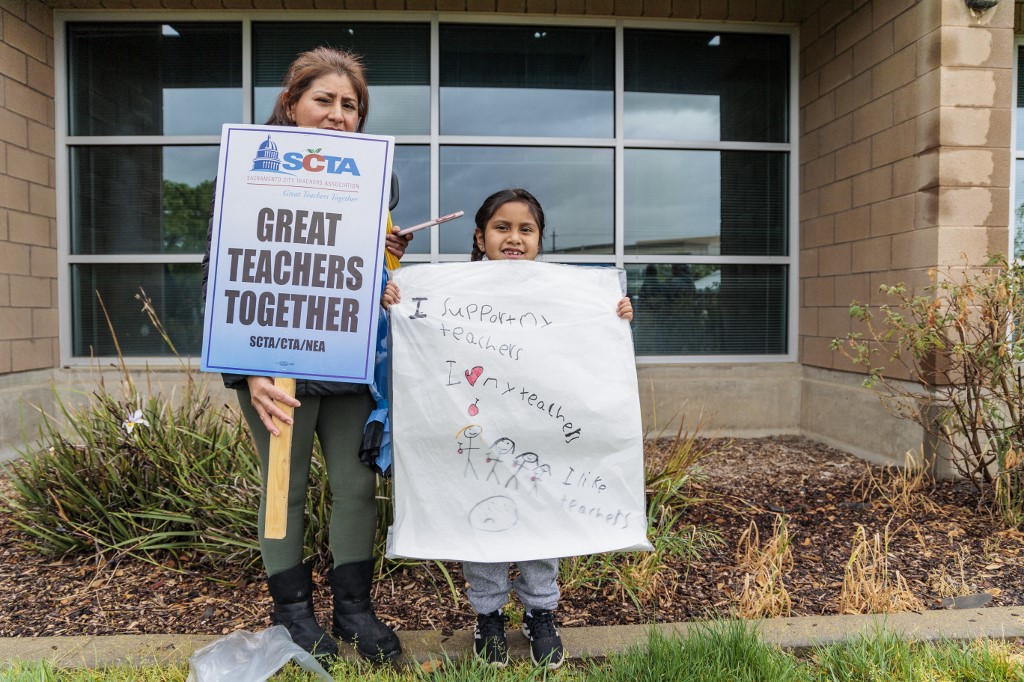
[287,73,360,131]
[475,201,541,261]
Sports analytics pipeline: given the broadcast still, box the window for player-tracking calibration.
[440,24,614,138]
[60,17,794,362]
[66,22,241,357]
[1014,43,1024,259]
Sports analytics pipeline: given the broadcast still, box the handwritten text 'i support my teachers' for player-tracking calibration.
[407,297,553,361]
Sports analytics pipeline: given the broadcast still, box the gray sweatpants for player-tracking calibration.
[462,559,560,615]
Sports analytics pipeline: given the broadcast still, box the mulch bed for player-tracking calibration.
[1,436,1022,637]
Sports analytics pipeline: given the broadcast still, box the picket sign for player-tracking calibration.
[200,124,394,539]
[387,260,652,563]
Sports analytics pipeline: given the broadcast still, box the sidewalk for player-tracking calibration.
[1,607,1023,670]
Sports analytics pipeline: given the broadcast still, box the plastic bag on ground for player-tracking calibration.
[186,626,333,682]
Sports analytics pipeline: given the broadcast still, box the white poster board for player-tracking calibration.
[201,124,394,383]
[388,261,651,563]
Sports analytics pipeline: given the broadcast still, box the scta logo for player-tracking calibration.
[281,148,361,176]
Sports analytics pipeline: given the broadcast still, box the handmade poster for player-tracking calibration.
[202,124,393,383]
[388,260,652,562]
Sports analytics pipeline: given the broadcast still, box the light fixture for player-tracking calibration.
[708,35,720,46]
[161,24,180,37]
[964,0,999,10]
[533,31,547,39]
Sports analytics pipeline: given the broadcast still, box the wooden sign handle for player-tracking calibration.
[264,377,296,540]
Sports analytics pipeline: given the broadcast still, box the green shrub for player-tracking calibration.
[831,256,1024,527]
[0,290,339,571]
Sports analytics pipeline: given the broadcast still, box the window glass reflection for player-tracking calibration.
[254,85,429,135]
[72,263,202,357]
[71,146,218,255]
[253,22,430,135]
[439,147,613,255]
[440,25,614,138]
[626,263,787,355]
[1017,47,1024,151]
[391,146,431,255]
[624,149,787,256]
[1015,160,1024,259]
[68,23,242,136]
[624,29,788,143]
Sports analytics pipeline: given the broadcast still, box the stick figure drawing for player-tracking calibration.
[455,424,483,479]
[504,452,539,490]
[486,437,515,484]
[529,463,552,496]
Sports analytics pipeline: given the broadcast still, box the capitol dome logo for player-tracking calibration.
[250,135,290,173]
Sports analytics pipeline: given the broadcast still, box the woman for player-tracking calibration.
[202,47,410,663]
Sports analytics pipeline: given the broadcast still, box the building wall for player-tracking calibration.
[0,0,810,459]
[797,0,1015,463]
[5,0,1016,468]
[0,1,57,376]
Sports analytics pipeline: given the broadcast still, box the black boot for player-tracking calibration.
[329,559,402,663]
[266,563,339,660]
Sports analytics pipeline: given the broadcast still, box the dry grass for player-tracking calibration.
[837,522,923,615]
[734,515,793,619]
[926,547,974,600]
[853,448,937,515]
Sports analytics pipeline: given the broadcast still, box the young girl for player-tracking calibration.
[382,188,632,669]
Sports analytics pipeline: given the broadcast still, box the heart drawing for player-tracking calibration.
[465,366,483,386]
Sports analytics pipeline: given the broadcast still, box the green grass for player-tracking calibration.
[4,623,1022,682]
[583,620,809,682]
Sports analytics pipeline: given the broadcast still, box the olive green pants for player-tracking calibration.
[238,389,377,576]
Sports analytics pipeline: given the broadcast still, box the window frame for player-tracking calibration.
[1012,37,1023,261]
[55,10,799,367]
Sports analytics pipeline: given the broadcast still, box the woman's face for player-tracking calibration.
[475,201,541,261]
[287,73,360,131]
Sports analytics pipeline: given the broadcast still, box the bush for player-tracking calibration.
[830,256,1024,527]
[0,290,340,572]
[5,373,272,570]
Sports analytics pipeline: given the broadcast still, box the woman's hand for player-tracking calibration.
[382,281,401,309]
[617,296,633,321]
[386,231,412,260]
[246,376,300,436]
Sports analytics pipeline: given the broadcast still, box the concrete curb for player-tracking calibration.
[2,607,1022,670]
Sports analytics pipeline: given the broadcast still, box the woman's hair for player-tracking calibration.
[265,46,370,132]
[470,188,546,261]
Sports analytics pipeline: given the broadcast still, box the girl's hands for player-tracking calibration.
[617,296,633,321]
[382,281,401,309]
[386,231,412,259]
[246,376,300,436]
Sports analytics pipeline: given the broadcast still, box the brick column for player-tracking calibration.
[798,0,1014,372]
[0,0,57,374]
[797,0,1015,466]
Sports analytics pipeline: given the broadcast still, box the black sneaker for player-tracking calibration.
[521,609,564,669]
[473,610,509,667]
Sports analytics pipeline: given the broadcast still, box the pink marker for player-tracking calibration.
[395,210,465,236]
